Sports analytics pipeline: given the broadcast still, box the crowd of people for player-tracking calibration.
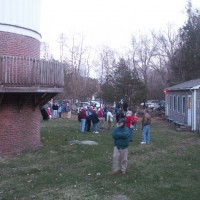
[77,100,152,175]
[41,99,152,176]
[41,101,72,120]
[77,100,139,134]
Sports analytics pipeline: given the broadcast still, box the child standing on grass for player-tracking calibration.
[47,107,52,119]
[125,111,135,142]
[111,118,130,175]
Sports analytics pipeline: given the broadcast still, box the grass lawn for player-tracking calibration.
[0,115,200,200]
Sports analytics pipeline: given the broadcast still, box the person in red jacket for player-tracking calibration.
[79,107,87,133]
[47,107,52,119]
[125,111,134,142]
[98,107,104,129]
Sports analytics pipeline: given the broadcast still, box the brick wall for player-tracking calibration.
[0,30,41,156]
[0,31,40,58]
[0,94,41,156]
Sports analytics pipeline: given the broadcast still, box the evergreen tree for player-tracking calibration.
[113,58,145,106]
[170,1,200,81]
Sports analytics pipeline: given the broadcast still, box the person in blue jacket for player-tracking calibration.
[111,118,130,175]
[90,109,100,134]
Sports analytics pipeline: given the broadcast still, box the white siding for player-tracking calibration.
[0,0,41,39]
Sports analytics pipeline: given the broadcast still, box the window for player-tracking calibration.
[188,96,192,109]
[173,96,176,111]
[169,96,172,110]
[177,96,180,113]
[197,100,200,109]
[182,96,186,114]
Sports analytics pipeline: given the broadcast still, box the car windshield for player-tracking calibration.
[80,102,90,107]
[151,100,159,103]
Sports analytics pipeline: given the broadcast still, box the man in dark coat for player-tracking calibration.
[111,118,130,175]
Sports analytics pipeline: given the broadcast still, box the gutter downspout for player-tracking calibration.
[191,85,200,131]
[193,89,196,131]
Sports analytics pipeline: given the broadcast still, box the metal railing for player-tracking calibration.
[0,56,64,87]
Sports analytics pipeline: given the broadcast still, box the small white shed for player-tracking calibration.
[164,79,200,131]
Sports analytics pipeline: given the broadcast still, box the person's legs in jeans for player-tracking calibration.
[146,125,151,144]
[86,117,91,131]
[80,119,86,133]
[55,110,58,118]
[92,123,97,132]
[53,110,56,119]
[129,128,133,142]
[142,125,147,143]
[142,125,150,143]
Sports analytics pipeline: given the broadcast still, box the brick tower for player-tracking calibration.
[0,0,64,156]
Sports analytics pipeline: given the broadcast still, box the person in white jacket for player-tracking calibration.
[107,107,114,130]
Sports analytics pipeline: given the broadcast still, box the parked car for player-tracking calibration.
[90,100,101,108]
[155,100,165,111]
[148,100,160,109]
[80,101,90,107]
[141,100,159,109]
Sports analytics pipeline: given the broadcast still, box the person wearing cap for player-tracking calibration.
[111,118,130,175]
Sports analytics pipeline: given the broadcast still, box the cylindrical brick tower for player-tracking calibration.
[0,0,64,156]
[0,0,41,58]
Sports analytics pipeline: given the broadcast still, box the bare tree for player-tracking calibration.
[95,46,116,82]
[129,34,158,100]
[58,33,66,62]
[40,42,51,60]
[57,33,96,101]
[151,24,180,84]
[94,46,117,102]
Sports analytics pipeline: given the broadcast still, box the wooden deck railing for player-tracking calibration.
[0,56,64,87]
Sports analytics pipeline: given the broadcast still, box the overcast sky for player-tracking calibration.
[40,0,200,59]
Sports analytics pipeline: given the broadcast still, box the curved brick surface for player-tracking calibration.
[0,31,40,58]
[0,95,41,156]
[0,31,41,156]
